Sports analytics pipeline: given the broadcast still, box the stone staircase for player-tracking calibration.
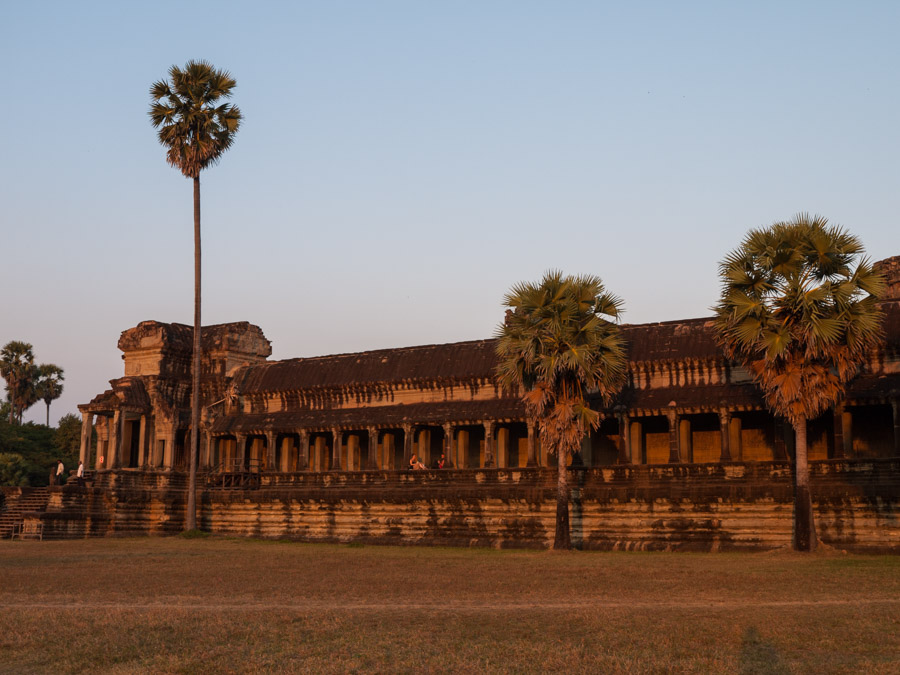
[0,487,51,539]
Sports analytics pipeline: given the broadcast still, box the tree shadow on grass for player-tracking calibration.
[739,626,790,675]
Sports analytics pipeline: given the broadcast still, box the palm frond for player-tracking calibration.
[149,60,243,178]
[714,214,884,426]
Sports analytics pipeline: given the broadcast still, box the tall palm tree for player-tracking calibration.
[714,214,884,551]
[35,364,64,426]
[495,272,627,549]
[0,341,36,425]
[149,60,243,531]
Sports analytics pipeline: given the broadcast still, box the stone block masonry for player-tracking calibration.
[18,459,900,553]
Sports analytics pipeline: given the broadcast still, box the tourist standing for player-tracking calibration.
[55,459,64,485]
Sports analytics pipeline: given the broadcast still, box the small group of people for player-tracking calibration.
[48,460,86,486]
[408,453,446,470]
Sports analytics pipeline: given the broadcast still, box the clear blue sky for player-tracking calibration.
[2,1,898,425]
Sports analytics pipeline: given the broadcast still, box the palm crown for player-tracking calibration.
[149,60,243,179]
[1,341,36,424]
[495,271,627,451]
[714,213,884,426]
[35,364,64,424]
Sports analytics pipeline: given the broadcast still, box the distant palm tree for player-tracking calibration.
[0,341,36,425]
[714,214,884,551]
[149,60,243,531]
[495,272,627,549]
[35,364,64,426]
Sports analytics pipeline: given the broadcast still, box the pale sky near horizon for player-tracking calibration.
[2,1,898,426]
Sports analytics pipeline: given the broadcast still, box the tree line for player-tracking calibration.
[0,412,81,487]
[0,342,73,487]
[0,341,64,426]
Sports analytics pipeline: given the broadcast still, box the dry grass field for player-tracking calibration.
[1,537,898,674]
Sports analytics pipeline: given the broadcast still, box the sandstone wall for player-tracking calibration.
[18,460,900,553]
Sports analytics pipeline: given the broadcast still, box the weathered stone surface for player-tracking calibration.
[22,459,899,553]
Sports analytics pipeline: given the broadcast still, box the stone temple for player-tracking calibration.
[77,256,900,475]
[6,256,898,550]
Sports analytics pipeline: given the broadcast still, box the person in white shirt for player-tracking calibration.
[55,460,64,485]
[76,461,85,486]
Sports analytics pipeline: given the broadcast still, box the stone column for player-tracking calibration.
[201,431,211,469]
[208,433,216,469]
[163,431,175,469]
[403,424,414,466]
[666,406,680,463]
[367,427,379,470]
[498,427,510,468]
[630,420,643,464]
[680,418,693,463]
[311,436,322,471]
[841,407,853,458]
[526,420,538,467]
[718,408,732,462]
[614,409,629,464]
[832,402,845,459]
[442,423,454,468]
[266,431,277,472]
[235,432,247,471]
[151,436,161,469]
[108,411,122,469]
[381,432,390,469]
[483,421,495,467]
[79,412,93,467]
[137,415,148,467]
[730,415,743,462]
[331,429,342,470]
[298,430,309,471]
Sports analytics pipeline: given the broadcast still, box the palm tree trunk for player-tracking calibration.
[46,402,50,427]
[553,441,571,550]
[186,175,201,532]
[793,416,817,551]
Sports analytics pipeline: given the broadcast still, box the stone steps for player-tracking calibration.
[0,487,50,539]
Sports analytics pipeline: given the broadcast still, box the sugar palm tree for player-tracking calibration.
[149,60,243,531]
[714,214,884,551]
[495,272,627,549]
[35,364,64,426]
[1,341,36,425]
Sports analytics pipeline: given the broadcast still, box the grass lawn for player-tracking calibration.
[1,537,898,674]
